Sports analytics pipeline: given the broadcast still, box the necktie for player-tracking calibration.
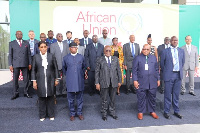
[188,45,190,55]
[59,42,63,52]
[85,40,87,45]
[95,43,98,50]
[68,40,70,44]
[30,41,34,56]
[132,43,135,57]
[173,48,179,71]
[19,40,22,47]
[107,56,111,68]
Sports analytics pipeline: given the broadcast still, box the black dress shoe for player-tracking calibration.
[180,92,185,95]
[111,115,118,120]
[24,94,32,98]
[160,90,164,94]
[163,113,170,119]
[102,116,107,121]
[126,89,131,95]
[189,92,196,96]
[174,112,183,119]
[11,94,19,100]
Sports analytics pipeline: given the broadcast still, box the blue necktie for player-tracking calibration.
[85,39,87,45]
[132,43,135,57]
[173,48,179,71]
[107,57,111,68]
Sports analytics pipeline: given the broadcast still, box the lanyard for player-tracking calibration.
[146,56,148,64]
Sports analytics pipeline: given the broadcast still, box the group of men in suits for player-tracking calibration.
[8,29,199,121]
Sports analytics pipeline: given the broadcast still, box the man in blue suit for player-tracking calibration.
[133,44,160,120]
[85,35,104,96]
[62,42,85,121]
[79,30,92,48]
[160,36,185,119]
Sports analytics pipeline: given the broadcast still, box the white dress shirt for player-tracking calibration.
[57,41,63,53]
[105,56,111,63]
[129,42,135,54]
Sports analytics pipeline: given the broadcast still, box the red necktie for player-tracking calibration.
[19,40,22,47]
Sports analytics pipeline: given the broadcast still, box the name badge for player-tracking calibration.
[145,64,148,70]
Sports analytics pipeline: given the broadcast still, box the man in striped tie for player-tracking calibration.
[160,36,185,119]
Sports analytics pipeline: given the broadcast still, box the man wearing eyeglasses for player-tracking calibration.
[98,29,112,46]
[95,46,122,121]
[132,44,160,120]
[50,33,70,97]
[161,36,185,119]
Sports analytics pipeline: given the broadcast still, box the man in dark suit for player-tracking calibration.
[95,46,122,121]
[62,42,85,121]
[26,30,39,92]
[63,31,73,44]
[160,36,185,119]
[133,44,160,120]
[46,30,57,52]
[50,33,70,97]
[79,30,92,48]
[85,35,104,96]
[157,37,170,94]
[123,35,140,94]
[8,31,32,100]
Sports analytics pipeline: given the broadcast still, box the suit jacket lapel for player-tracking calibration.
[167,48,173,63]
[178,48,182,65]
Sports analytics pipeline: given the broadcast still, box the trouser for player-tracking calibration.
[181,69,194,93]
[88,71,95,93]
[56,70,67,95]
[67,91,84,116]
[137,87,157,113]
[126,68,134,91]
[164,72,181,114]
[159,71,165,91]
[39,96,54,119]
[13,67,29,95]
[100,85,117,117]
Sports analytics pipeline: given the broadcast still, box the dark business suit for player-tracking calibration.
[157,44,167,93]
[79,38,92,47]
[8,40,31,96]
[26,39,40,90]
[123,42,140,92]
[85,42,104,94]
[31,53,59,118]
[50,41,70,95]
[26,39,40,57]
[63,39,74,45]
[160,47,185,114]
[95,56,122,117]
[62,53,85,116]
[132,54,160,113]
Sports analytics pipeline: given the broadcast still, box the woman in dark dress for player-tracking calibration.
[31,41,59,121]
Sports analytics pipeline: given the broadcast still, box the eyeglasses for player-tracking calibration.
[103,33,108,34]
[142,49,150,51]
[105,50,111,52]
[58,36,63,37]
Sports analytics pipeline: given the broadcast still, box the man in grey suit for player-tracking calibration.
[95,46,122,121]
[9,31,32,100]
[181,35,199,96]
[74,38,85,56]
[157,37,170,94]
[123,35,140,94]
[50,33,70,97]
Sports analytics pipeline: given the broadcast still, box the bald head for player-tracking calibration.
[40,33,46,41]
[129,35,135,43]
[170,36,178,48]
[142,44,151,56]
[104,45,112,57]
